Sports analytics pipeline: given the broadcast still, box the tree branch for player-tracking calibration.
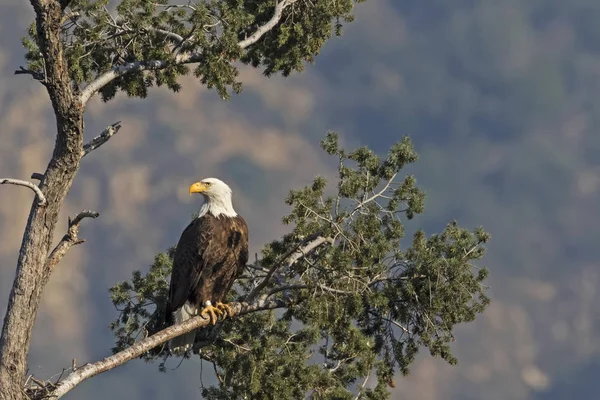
[245,235,333,302]
[1,0,85,395]
[82,121,122,157]
[145,27,185,44]
[79,0,297,106]
[0,178,47,206]
[44,210,99,274]
[266,283,352,298]
[79,59,184,106]
[14,66,46,84]
[237,0,296,49]
[349,173,397,218]
[266,284,308,297]
[353,371,371,400]
[42,299,286,399]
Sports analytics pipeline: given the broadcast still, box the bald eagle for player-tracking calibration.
[165,178,249,355]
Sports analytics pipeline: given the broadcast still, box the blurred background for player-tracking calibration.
[1,1,599,399]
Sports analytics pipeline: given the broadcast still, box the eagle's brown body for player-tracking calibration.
[166,211,248,353]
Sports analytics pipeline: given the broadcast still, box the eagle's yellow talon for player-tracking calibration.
[201,304,223,325]
[216,302,233,318]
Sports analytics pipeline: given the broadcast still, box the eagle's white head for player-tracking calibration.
[189,177,238,218]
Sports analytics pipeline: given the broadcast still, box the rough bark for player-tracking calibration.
[0,1,83,399]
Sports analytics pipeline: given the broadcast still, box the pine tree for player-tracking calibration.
[106,133,490,399]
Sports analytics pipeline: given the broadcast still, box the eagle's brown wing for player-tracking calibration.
[208,215,249,304]
[165,216,216,325]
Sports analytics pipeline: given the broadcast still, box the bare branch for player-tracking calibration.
[386,317,410,334]
[328,355,356,373]
[246,264,270,274]
[266,283,353,298]
[61,10,80,24]
[349,173,397,217]
[0,178,47,206]
[155,4,197,11]
[367,275,427,287]
[82,121,122,157]
[79,59,181,105]
[237,0,297,49]
[79,0,297,105]
[31,172,45,181]
[266,284,308,297]
[245,235,333,302]
[108,24,187,45]
[45,211,99,274]
[14,66,46,84]
[146,27,185,44]
[353,371,371,400]
[221,338,250,352]
[44,299,286,399]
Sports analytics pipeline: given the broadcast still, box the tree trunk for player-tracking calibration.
[0,1,83,398]
[0,120,83,400]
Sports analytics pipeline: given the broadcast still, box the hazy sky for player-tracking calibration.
[1,1,600,399]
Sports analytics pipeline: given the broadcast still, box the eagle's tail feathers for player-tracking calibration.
[168,302,198,355]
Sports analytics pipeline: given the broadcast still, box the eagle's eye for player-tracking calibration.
[204,182,212,187]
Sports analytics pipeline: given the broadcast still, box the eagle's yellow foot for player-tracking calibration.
[216,302,233,318]
[200,304,223,325]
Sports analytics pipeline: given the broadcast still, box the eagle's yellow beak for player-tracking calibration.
[189,182,207,195]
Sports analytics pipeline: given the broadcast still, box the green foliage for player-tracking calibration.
[109,134,490,399]
[109,247,173,357]
[22,0,358,101]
